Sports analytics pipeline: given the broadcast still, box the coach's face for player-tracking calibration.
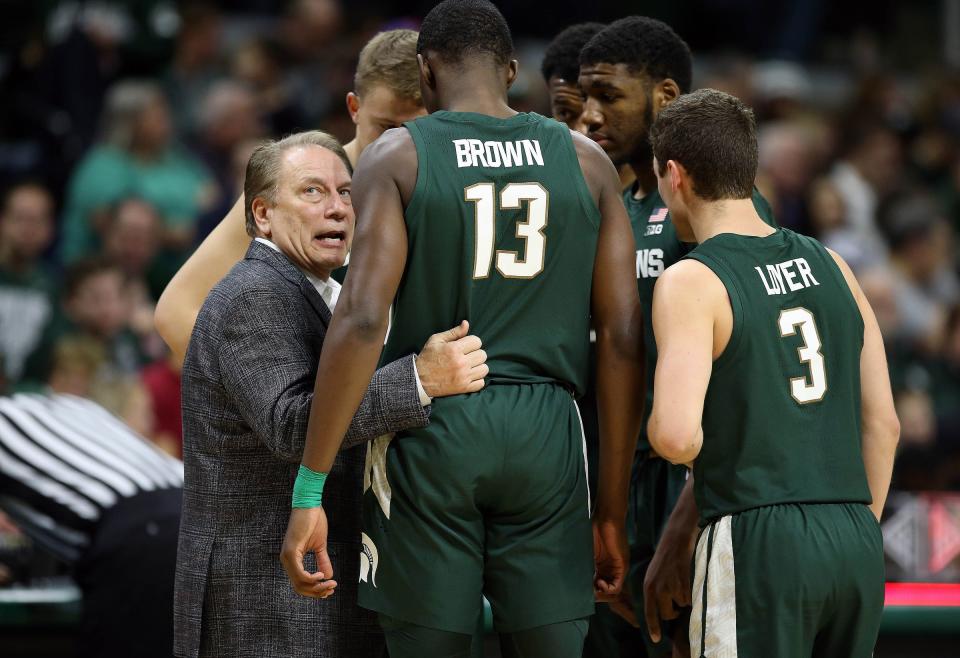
[255,145,353,280]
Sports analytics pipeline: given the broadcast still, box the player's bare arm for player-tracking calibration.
[154,196,249,362]
[647,258,729,464]
[572,131,645,597]
[828,249,900,520]
[280,129,412,597]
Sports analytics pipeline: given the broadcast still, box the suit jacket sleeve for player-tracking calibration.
[340,354,431,450]
[217,288,429,462]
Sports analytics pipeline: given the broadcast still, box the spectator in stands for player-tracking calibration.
[0,391,181,658]
[757,120,816,231]
[45,334,154,438]
[163,3,224,140]
[141,349,183,458]
[884,193,960,351]
[829,119,904,268]
[193,80,264,239]
[230,37,304,137]
[0,183,57,387]
[59,80,214,264]
[276,0,343,126]
[101,197,166,360]
[22,259,145,390]
[103,197,162,288]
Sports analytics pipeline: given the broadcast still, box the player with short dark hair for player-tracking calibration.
[541,23,604,132]
[281,1,645,657]
[578,16,777,658]
[647,87,899,658]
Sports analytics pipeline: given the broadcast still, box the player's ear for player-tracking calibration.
[666,160,684,193]
[505,59,519,89]
[346,92,361,123]
[417,54,437,91]
[653,78,681,113]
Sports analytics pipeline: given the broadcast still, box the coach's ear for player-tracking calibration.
[505,59,519,89]
[251,195,272,238]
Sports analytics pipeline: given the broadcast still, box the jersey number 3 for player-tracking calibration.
[465,183,548,279]
[778,307,827,404]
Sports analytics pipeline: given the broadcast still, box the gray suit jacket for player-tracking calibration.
[174,241,429,658]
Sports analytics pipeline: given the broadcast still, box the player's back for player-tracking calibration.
[687,228,872,524]
[382,111,600,396]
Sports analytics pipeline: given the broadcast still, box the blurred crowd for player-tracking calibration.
[0,0,957,491]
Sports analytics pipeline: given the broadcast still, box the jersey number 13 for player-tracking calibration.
[465,182,548,279]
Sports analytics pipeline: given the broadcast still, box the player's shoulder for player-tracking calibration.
[352,126,419,199]
[569,130,617,197]
[655,258,725,303]
[569,130,610,167]
[356,127,416,170]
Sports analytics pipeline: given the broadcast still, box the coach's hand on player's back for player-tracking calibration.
[415,320,488,396]
[281,507,338,599]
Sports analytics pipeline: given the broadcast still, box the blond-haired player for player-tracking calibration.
[344,29,425,165]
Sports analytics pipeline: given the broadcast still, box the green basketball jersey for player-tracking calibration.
[627,186,775,449]
[381,111,600,396]
[685,228,872,524]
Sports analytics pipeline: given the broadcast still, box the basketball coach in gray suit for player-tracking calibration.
[174,131,488,658]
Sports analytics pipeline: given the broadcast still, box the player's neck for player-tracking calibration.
[343,139,360,169]
[444,95,515,118]
[689,197,773,243]
[629,159,657,199]
[436,70,515,118]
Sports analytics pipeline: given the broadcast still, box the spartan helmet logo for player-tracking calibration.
[359,532,379,587]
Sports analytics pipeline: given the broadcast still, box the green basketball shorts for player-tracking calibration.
[690,502,884,658]
[358,383,595,635]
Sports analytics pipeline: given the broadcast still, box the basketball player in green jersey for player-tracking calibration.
[647,89,899,657]
[578,17,776,657]
[541,22,636,196]
[543,25,645,655]
[281,1,645,656]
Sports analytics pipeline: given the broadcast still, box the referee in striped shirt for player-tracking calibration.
[0,391,182,658]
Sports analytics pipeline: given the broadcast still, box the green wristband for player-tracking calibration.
[292,465,328,508]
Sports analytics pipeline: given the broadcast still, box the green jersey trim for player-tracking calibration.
[558,129,601,231]
[402,122,430,228]
[685,249,745,372]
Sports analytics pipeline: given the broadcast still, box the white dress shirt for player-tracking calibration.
[254,238,431,405]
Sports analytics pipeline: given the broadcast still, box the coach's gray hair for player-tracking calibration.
[243,131,353,237]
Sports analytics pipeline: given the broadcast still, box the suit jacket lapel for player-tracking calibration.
[244,240,333,327]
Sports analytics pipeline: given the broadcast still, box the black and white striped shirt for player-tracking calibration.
[0,393,183,562]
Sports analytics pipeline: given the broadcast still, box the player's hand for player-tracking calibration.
[671,622,692,658]
[416,320,488,397]
[592,517,628,600]
[608,586,641,628]
[280,507,337,599]
[643,523,695,643]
